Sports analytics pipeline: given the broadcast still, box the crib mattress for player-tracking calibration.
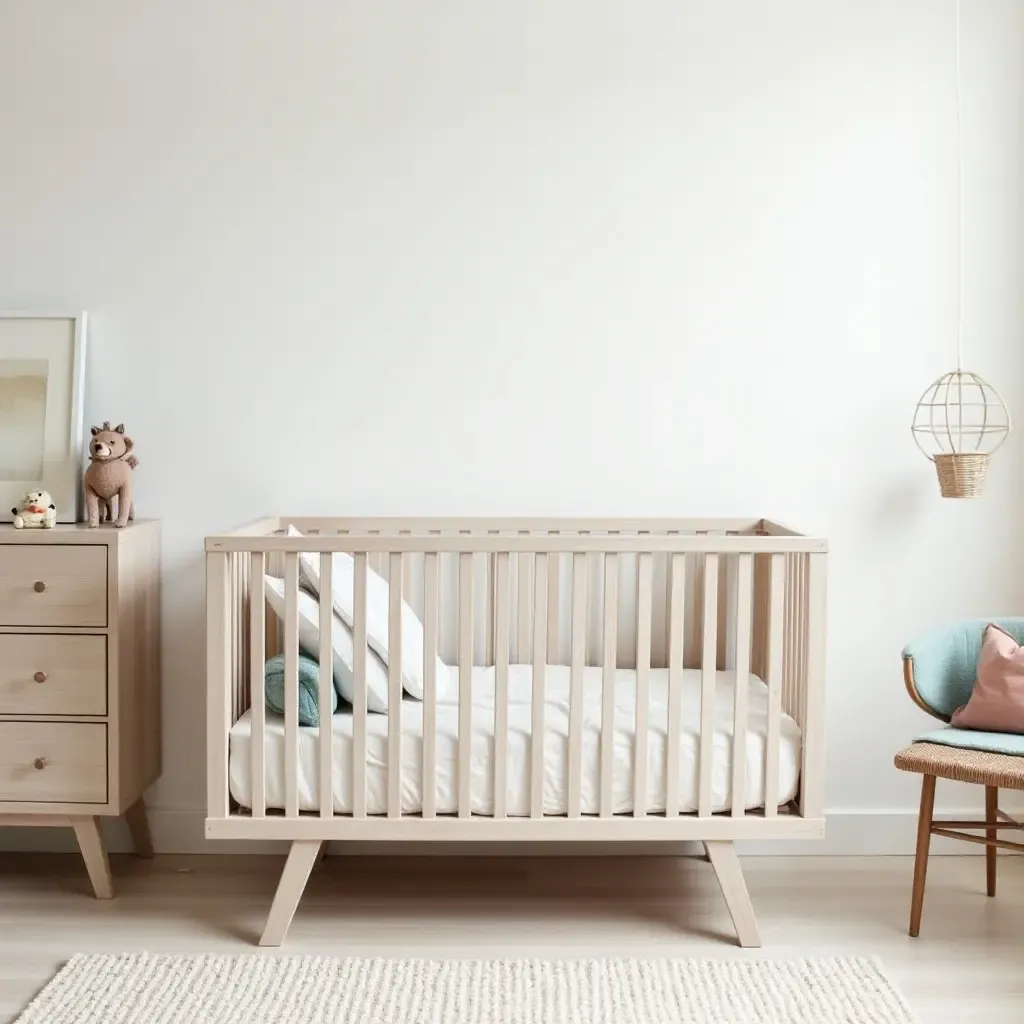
[228,665,801,817]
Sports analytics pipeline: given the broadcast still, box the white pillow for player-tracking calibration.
[264,575,390,713]
[285,525,453,701]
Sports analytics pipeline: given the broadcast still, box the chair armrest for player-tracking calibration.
[902,617,1024,721]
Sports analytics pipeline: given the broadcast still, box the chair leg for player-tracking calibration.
[986,785,998,898]
[909,774,936,937]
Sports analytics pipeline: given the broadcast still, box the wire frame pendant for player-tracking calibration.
[912,370,1011,498]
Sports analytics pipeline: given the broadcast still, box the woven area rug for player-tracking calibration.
[16,954,916,1023]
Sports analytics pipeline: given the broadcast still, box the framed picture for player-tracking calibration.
[0,312,87,523]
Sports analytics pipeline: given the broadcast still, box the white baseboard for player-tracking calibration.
[0,808,1013,857]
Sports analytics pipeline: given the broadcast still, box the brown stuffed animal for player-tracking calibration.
[83,422,138,528]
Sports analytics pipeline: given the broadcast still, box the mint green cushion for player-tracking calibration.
[916,726,1024,757]
[264,653,337,727]
[902,617,1024,720]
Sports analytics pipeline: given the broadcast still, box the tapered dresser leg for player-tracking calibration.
[124,797,154,859]
[71,816,114,899]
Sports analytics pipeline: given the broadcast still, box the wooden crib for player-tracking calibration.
[206,517,827,946]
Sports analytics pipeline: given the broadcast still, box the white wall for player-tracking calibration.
[1,0,1023,854]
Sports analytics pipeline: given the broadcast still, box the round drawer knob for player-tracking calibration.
[33,757,46,771]
[33,671,47,684]
[33,581,46,593]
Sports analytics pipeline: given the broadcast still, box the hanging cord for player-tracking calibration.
[952,0,965,451]
[954,0,964,371]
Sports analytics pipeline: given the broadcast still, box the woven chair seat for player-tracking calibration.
[895,742,1024,791]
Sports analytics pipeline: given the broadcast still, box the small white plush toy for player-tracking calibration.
[12,490,57,529]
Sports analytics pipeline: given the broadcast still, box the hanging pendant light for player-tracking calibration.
[911,0,1011,498]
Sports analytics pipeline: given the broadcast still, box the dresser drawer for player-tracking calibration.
[0,722,107,804]
[0,635,106,715]
[0,546,107,627]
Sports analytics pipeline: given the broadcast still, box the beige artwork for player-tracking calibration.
[0,359,48,480]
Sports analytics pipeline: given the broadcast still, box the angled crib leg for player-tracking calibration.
[704,840,761,947]
[260,840,322,947]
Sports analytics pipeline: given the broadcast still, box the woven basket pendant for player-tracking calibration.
[912,3,1012,498]
[912,371,1010,498]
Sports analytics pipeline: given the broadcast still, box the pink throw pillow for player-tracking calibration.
[951,624,1024,734]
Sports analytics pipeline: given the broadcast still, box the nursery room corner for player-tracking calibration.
[1,1,1023,1022]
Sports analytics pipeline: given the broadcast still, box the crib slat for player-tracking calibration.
[801,552,827,819]
[698,553,719,817]
[206,552,230,820]
[717,553,729,670]
[485,543,497,666]
[352,553,368,819]
[666,553,686,817]
[633,552,653,818]
[731,553,753,818]
[250,552,266,818]
[531,554,548,819]
[781,553,789,707]
[568,552,587,818]
[242,555,249,720]
[783,554,795,732]
[663,544,673,668]
[228,561,235,729]
[764,552,786,817]
[493,553,511,819]
[422,553,439,819]
[598,554,619,818]
[230,556,239,724]
[799,554,808,726]
[388,553,403,819]
[242,555,250,722]
[459,552,474,818]
[318,552,334,819]
[238,555,245,721]
[284,554,300,819]
[431,532,445,675]
[689,553,705,669]
[751,553,768,680]
[517,548,531,663]
[547,537,560,661]
[790,554,800,721]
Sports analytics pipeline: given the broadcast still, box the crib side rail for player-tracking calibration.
[207,526,826,830]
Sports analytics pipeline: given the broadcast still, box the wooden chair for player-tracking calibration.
[895,618,1024,937]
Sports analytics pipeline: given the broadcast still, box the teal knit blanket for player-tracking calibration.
[264,653,337,727]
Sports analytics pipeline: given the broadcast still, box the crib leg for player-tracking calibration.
[704,840,761,948]
[259,840,323,947]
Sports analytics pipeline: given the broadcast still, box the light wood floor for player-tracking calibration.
[0,852,1021,1023]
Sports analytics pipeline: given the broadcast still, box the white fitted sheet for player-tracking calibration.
[229,666,801,816]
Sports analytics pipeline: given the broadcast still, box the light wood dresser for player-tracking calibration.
[0,521,160,897]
